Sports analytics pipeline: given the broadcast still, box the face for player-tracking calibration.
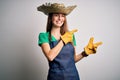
[52,13,65,27]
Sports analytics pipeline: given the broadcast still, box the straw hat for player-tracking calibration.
[37,3,77,15]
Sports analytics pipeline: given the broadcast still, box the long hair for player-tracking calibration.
[46,13,69,41]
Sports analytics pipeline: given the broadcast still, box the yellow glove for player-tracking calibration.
[61,29,78,44]
[84,37,102,55]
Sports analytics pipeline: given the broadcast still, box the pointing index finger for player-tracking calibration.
[94,42,103,47]
[70,29,78,34]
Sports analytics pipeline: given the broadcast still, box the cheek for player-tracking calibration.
[63,18,65,22]
[52,17,57,23]
[62,17,65,22]
[52,19,57,26]
[52,19,56,24]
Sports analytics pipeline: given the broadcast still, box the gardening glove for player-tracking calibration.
[84,37,102,55]
[61,29,78,44]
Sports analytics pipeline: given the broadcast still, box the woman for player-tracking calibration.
[37,3,102,80]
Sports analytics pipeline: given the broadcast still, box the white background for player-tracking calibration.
[0,0,120,80]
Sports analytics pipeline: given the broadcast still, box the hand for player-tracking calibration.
[84,37,102,55]
[61,29,78,44]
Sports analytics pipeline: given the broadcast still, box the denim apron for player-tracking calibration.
[47,41,80,80]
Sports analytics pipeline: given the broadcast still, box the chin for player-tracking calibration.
[55,24,63,27]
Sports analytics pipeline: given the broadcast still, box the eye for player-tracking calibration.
[54,14,59,16]
[61,14,65,17]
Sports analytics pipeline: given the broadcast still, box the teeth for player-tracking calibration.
[57,21,62,24]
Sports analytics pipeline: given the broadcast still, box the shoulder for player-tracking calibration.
[39,32,49,37]
[38,32,49,46]
[73,34,77,46]
[38,32,50,39]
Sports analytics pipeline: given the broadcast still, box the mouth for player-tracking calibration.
[56,21,63,24]
[53,20,64,27]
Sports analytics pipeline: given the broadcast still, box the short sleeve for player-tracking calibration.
[38,32,49,46]
[73,34,76,46]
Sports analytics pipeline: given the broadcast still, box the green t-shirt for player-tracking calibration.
[38,32,76,46]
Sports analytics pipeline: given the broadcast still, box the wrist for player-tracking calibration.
[81,51,88,57]
[60,38,65,46]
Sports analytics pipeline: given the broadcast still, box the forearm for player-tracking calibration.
[48,40,64,61]
[74,51,88,63]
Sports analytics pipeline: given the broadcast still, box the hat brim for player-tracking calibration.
[37,4,76,15]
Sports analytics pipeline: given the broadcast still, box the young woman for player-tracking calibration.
[37,3,102,80]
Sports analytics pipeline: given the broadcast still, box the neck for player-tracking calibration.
[51,27,61,40]
[51,26,61,34]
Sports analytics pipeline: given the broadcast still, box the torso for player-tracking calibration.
[47,40,80,80]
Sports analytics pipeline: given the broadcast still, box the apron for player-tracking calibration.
[47,41,80,80]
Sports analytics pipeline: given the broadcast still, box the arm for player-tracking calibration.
[74,37,103,62]
[74,53,84,63]
[74,46,85,63]
[41,40,64,61]
[39,29,77,61]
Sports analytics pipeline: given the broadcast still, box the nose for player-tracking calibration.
[58,15,61,20]
[58,14,63,20]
